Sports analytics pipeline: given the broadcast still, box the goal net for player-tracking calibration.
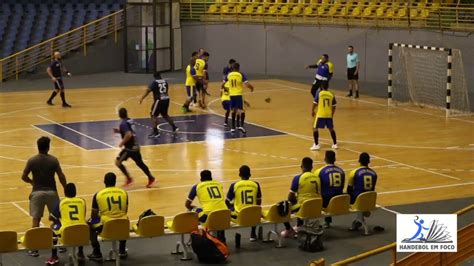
[388,43,471,116]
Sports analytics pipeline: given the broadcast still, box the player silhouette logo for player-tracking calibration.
[402,215,453,243]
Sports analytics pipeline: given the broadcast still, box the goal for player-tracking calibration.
[387,43,471,117]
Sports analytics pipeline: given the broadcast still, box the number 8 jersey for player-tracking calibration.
[94,187,129,223]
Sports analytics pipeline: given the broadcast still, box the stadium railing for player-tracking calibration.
[179,1,474,32]
[0,9,124,82]
[309,204,474,266]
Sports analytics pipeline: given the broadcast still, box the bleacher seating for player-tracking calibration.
[0,1,123,58]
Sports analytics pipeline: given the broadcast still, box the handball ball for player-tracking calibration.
[264,97,271,103]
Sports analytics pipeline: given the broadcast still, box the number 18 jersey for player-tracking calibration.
[314,164,345,198]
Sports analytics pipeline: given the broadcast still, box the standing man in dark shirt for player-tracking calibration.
[46,51,72,107]
[21,136,67,257]
[139,72,178,138]
[114,107,156,188]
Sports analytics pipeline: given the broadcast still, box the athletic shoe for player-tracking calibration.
[27,250,39,257]
[87,253,103,262]
[224,123,228,128]
[122,179,133,188]
[323,222,331,229]
[146,177,156,188]
[148,132,160,138]
[58,247,67,253]
[45,256,59,265]
[280,228,296,238]
[346,93,353,97]
[293,225,302,233]
[310,144,320,151]
[355,94,359,99]
[250,236,257,242]
[62,103,72,108]
[332,144,338,149]
[230,128,236,133]
[349,220,362,231]
[119,251,128,259]
[46,100,54,106]
[238,127,246,134]
[77,251,85,263]
[172,127,179,133]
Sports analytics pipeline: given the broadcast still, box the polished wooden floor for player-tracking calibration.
[0,79,473,234]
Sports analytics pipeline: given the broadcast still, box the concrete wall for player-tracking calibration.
[181,23,473,93]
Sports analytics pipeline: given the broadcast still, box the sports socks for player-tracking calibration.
[231,111,236,129]
[330,130,337,145]
[313,131,319,145]
[48,91,58,102]
[240,112,245,128]
[60,92,67,104]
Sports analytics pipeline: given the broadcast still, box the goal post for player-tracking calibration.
[387,43,471,117]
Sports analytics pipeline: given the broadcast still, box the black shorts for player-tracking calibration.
[347,67,359,80]
[150,99,169,117]
[117,149,143,163]
[53,78,64,90]
[311,79,329,98]
[195,80,204,92]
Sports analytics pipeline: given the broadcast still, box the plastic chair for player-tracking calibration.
[322,194,350,216]
[262,203,291,248]
[0,231,18,265]
[167,212,199,261]
[233,205,262,227]
[294,198,322,221]
[133,215,165,238]
[99,218,130,266]
[21,227,53,250]
[350,191,377,235]
[203,209,231,231]
[60,224,90,266]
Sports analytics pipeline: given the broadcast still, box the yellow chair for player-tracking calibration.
[256,5,266,15]
[279,5,290,16]
[385,7,395,18]
[203,209,231,231]
[328,4,340,16]
[350,191,377,235]
[60,224,90,266]
[419,9,430,19]
[351,6,361,17]
[322,194,350,216]
[167,212,199,261]
[294,198,322,221]
[317,6,326,16]
[99,218,130,266]
[133,215,165,238]
[362,7,374,18]
[208,4,219,14]
[0,231,18,265]
[397,7,407,18]
[304,6,314,16]
[410,8,419,19]
[21,227,53,250]
[233,205,262,227]
[262,203,291,248]
[376,6,386,18]
[291,5,303,16]
[244,4,255,15]
[268,4,279,15]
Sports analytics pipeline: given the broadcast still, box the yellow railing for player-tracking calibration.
[180,1,474,32]
[0,9,124,82]
[309,204,474,266]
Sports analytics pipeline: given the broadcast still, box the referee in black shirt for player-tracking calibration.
[46,51,72,107]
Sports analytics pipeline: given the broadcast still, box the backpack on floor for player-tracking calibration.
[191,228,229,263]
[297,221,324,252]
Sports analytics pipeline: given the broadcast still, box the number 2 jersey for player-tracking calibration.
[92,187,129,223]
[50,197,87,231]
[187,180,227,215]
[226,180,262,213]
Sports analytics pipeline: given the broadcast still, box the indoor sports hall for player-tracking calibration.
[0,0,473,265]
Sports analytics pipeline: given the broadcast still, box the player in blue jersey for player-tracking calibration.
[306,54,334,98]
[347,152,377,231]
[314,150,345,228]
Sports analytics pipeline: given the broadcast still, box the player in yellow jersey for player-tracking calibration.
[182,56,198,113]
[47,183,86,265]
[88,173,129,261]
[222,63,254,133]
[281,157,321,238]
[226,165,262,241]
[311,85,338,151]
[185,170,227,223]
[221,59,235,126]
[194,52,209,108]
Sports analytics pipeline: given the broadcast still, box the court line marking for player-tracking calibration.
[36,115,118,150]
[378,181,474,195]
[11,202,45,226]
[0,107,48,117]
[265,81,474,124]
[31,124,88,151]
[376,205,401,215]
[0,128,34,135]
[206,95,464,182]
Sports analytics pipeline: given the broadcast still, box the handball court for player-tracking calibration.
[0,76,473,245]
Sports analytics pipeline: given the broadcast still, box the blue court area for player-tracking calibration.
[35,114,286,150]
